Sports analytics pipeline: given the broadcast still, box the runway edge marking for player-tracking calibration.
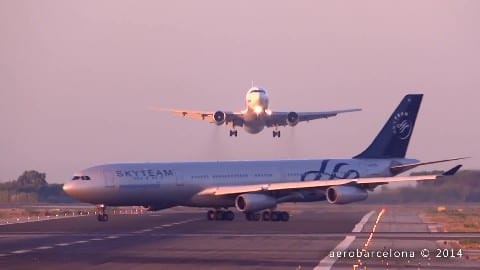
[314,210,375,270]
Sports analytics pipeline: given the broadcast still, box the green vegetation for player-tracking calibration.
[0,170,75,203]
[426,210,480,232]
[424,207,480,249]
[368,170,480,203]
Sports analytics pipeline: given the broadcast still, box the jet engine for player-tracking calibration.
[213,111,226,125]
[286,112,299,126]
[326,186,368,204]
[235,193,277,212]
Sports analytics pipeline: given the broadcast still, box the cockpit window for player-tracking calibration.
[72,175,91,180]
[250,90,266,94]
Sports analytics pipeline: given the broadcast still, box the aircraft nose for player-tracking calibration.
[62,181,74,195]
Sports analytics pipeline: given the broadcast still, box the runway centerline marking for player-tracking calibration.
[11,249,32,254]
[3,218,200,257]
[35,246,53,250]
[314,210,375,270]
[73,240,89,244]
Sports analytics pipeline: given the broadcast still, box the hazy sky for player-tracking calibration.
[1,1,479,183]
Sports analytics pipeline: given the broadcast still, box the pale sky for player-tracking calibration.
[1,1,479,183]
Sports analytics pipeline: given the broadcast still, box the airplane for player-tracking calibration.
[152,86,361,138]
[63,94,465,222]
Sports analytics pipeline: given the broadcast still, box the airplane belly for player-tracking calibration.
[243,118,266,134]
[97,182,193,207]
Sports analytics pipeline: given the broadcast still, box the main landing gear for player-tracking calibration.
[97,204,109,222]
[273,130,281,138]
[207,209,235,221]
[246,210,290,222]
[229,130,238,137]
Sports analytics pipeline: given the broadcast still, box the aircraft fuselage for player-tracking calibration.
[63,158,416,209]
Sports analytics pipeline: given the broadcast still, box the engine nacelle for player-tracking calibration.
[235,193,277,213]
[213,111,226,125]
[286,112,299,126]
[326,186,368,204]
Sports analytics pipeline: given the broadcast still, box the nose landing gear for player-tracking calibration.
[97,204,109,222]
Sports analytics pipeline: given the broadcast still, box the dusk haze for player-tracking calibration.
[1,1,479,183]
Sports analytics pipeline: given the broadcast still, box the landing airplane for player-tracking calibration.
[153,86,361,137]
[63,94,464,222]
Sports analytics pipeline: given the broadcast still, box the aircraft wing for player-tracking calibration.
[168,109,214,121]
[266,108,361,127]
[150,107,245,127]
[197,170,458,196]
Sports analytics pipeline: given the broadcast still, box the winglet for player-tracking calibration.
[442,165,462,176]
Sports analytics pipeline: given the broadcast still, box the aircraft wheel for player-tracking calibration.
[215,210,224,220]
[97,214,108,222]
[253,212,261,221]
[262,211,271,221]
[280,211,290,222]
[271,211,279,222]
[225,210,235,221]
[207,210,216,220]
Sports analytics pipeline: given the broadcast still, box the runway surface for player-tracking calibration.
[0,204,479,270]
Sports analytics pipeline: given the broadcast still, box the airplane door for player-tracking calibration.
[176,171,184,186]
[103,170,115,188]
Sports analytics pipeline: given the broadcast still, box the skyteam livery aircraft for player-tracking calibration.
[153,86,361,137]
[64,94,464,222]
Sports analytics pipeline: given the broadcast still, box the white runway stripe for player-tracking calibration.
[314,210,375,270]
[73,240,89,244]
[35,246,53,250]
[11,249,31,254]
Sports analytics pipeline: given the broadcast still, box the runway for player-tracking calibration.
[0,204,479,270]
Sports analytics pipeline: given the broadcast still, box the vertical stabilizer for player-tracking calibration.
[354,94,423,159]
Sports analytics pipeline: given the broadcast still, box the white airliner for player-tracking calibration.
[64,94,464,222]
[155,86,361,137]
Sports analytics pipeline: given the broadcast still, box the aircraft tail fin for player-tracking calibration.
[354,94,423,159]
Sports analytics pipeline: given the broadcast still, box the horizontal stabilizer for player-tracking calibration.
[390,157,469,175]
[442,165,462,176]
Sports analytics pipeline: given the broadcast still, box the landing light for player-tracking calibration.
[254,106,263,114]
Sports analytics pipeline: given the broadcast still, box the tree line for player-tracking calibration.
[368,170,480,203]
[0,170,75,203]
